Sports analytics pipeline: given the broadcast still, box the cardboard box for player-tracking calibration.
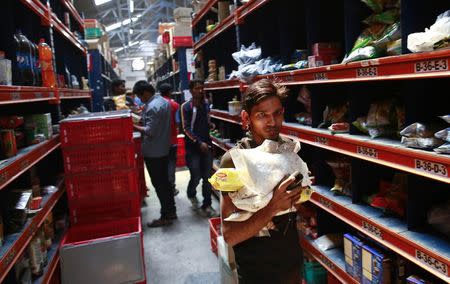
[174,7,192,20]
[344,233,364,281]
[312,42,342,56]
[362,245,392,284]
[174,22,193,38]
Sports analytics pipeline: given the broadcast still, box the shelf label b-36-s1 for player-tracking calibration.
[415,59,448,73]
[415,250,448,276]
[357,146,378,159]
[362,221,382,239]
[414,159,447,177]
[356,67,377,77]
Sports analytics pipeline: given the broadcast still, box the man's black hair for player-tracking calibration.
[189,79,204,90]
[159,83,172,96]
[133,80,155,96]
[111,79,125,91]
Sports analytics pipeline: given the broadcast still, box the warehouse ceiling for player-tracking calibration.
[75,0,191,59]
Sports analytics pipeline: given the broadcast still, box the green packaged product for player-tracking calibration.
[363,9,400,25]
[350,25,386,53]
[373,22,401,48]
[25,113,53,140]
[342,46,381,63]
[361,0,386,13]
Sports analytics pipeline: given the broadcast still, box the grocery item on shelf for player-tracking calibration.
[400,122,445,150]
[31,42,42,87]
[318,102,349,129]
[14,30,35,86]
[326,157,352,196]
[25,113,53,140]
[314,233,343,251]
[343,46,382,64]
[228,97,242,115]
[427,199,450,237]
[209,168,244,192]
[0,51,12,85]
[207,59,218,81]
[294,86,312,126]
[5,253,32,283]
[435,128,450,142]
[408,10,450,53]
[296,203,318,239]
[218,66,226,81]
[0,116,24,129]
[308,55,339,68]
[218,1,230,22]
[367,173,408,217]
[304,261,328,284]
[329,122,350,133]
[38,38,57,88]
[0,129,17,158]
[344,233,365,280]
[386,38,402,55]
[406,275,433,284]
[2,189,32,234]
[440,114,450,124]
[362,244,392,284]
[28,232,44,276]
[434,143,450,154]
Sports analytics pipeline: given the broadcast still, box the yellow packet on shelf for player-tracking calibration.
[208,168,244,192]
[297,187,314,204]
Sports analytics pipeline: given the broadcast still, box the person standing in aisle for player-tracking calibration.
[220,79,304,283]
[181,79,218,217]
[159,83,180,196]
[132,80,177,227]
[104,79,135,111]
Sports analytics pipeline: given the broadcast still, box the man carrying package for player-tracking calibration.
[215,79,311,283]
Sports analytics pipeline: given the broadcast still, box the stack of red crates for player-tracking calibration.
[133,132,147,200]
[59,111,146,283]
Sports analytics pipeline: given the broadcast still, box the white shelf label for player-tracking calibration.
[357,146,378,159]
[362,221,382,239]
[415,250,448,276]
[356,67,378,77]
[415,59,448,73]
[314,73,328,80]
[415,159,447,177]
[315,136,329,145]
[319,197,334,210]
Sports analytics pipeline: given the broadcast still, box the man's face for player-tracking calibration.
[243,96,284,142]
[191,83,204,100]
[137,91,151,103]
[114,83,126,95]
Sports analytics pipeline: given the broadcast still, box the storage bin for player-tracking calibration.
[209,217,221,256]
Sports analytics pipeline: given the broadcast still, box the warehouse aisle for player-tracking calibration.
[141,168,220,284]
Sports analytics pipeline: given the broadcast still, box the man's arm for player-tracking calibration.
[221,176,301,247]
[134,106,159,137]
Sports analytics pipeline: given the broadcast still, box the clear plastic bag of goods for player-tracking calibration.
[400,123,438,138]
[326,158,352,196]
[112,95,129,110]
[400,136,444,150]
[342,46,381,63]
[386,39,402,55]
[361,0,386,13]
[363,9,400,25]
[373,22,401,47]
[209,168,244,192]
[318,102,349,129]
[440,114,450,124]
[408,10,450,52]
[434,143,450,154]
[314,234,343,251]
[427,200,450,237]
[227,139,312,216]
[435,128,450,142]
[231,43,261,65]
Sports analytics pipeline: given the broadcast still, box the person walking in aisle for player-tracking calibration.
[159,83,180,196]
[133,80,177,227]
[220,79,304,283]
[181,79,218,217]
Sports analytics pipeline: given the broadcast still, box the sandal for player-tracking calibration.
[147,218,173,227]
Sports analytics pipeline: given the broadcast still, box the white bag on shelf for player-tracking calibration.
[408,10,450,52]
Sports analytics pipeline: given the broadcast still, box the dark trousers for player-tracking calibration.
[186,149,213,208]
[144,156,176,218]
[168,145,178,191]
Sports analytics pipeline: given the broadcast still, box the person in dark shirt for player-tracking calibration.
[220,79,304,283]
[181,79,218,217]
[104,79,134,111]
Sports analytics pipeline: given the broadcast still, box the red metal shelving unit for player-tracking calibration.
[300,236,359,284]
[0,178,65,283]
[51,14,87,54]
[204,79,241,91]
[19,0,51,26]
[0,136,61,191]
[211,136,231,152]
[0,86,57,104]
[58,88,92,99]
[210,109,242,125]
[280,123,450,184]
[193,14,235,52]
[192,0,219,28]
[309,185,450,283]
[59,0,84,30]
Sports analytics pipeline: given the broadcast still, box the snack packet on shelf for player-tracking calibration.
[435,128,450,142]
[434,143,450,154]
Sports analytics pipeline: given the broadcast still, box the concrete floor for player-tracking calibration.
[141,168,220,284]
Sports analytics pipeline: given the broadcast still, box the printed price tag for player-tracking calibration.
[319,197,334,210]
[10,93,21,100]
[415,250,448,276]
[357,146,378,159]
[315,136,328,145]
[362,221,382,239]
[415,59,448,73]
[415,159,447,177]
[314,73,328,80]
[357,67,378,77]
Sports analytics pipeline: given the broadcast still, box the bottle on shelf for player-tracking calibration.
[14,30,35,86]
[38,39,56,88]
[31,42,42,86]
[0,51,12,86]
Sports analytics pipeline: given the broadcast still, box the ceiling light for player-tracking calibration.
[130,0,134,13]
[94,0,111,5]
[105,14,142,32]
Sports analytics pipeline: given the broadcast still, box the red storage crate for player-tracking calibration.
[176,135,186,167]
[69,197,140,225]
[209,217,221,256]
[62,142,136,174]
[65,168,139,201]
[60,111,133,147]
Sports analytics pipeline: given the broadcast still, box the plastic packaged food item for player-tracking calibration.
[435,128,450,142]
[326,158,352,196]
[329,122,350,133]
[342,46,380,63]
[314,233,343,251]
[298,187,314,204]
[363,9,400,25]
[434,143,450,154]
[401,137,444,150]
[112,94,129,110]
[3,190,32,234]
[0,129,17,158]
[386,39,402,55]
[369,173,407,217]
[361,0,386,13]
[408,10,450,53]
[318,102,349,129]
[373,22,401,47]
[400,123,438,138]
[295,87,312,126]
[209,168,244,192]
[28,234,43,276]
[440,114,450,124]
[427,200,450,237]
[44,212,55,242]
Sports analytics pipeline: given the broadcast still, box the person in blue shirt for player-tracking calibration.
[133,80,176,227]
[180,79,218,217]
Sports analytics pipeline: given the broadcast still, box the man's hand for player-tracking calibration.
[199,142,210,154]
[268,176,302,215]
[134,124,144,132]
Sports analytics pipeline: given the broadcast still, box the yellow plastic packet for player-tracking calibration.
[112,94,129,110]
[297,187,314,204]
[208,168,244,192]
